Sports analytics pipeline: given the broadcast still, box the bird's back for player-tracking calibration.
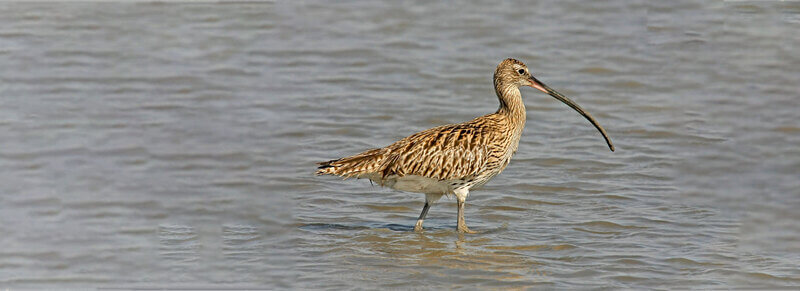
[316,112,523,193]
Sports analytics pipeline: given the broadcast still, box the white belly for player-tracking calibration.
[378,175,451,194]
[368,174,491,194]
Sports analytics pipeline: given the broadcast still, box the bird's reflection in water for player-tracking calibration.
[298,221,551,285]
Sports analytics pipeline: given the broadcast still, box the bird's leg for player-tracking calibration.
[456,193,476,234]
[414,202,431,232]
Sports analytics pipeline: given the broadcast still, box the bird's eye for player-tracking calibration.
[517,69,525,75]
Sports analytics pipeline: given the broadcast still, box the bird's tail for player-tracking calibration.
[316,148,386,178]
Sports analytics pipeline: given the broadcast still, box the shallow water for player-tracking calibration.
[1,1,799,289]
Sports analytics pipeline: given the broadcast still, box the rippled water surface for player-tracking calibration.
[1,1,799,289]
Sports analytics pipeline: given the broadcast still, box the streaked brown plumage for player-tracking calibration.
[317,58,614,233]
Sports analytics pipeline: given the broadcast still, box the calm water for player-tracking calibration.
[1,1,799,289]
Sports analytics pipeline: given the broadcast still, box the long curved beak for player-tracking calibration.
[529,76,615,152]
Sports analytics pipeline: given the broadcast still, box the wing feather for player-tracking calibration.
[317,114,509,182]
[379,123,495,181]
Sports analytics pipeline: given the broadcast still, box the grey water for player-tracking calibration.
[1,1,799,289]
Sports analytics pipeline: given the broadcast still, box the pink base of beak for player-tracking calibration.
[529,79,549,94]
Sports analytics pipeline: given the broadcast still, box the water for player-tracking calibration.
[1,1,799,289]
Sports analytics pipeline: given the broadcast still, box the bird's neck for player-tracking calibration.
[495,83,527,129]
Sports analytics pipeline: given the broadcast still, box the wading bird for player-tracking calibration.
[316,58,614,233]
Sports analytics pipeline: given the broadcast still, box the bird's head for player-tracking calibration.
[494,58,537,89]
[495,58,615,152]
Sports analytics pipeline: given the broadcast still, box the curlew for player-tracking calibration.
[316,58,614,233]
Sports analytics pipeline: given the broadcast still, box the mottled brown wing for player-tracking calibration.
[379,124,493,180]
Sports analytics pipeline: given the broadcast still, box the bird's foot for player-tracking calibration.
[457,224,478,234]
[414,220,424,232]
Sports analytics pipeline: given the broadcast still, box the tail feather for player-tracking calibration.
[315,148,386,178]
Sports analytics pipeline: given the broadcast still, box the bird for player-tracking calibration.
[316,58,614,233]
